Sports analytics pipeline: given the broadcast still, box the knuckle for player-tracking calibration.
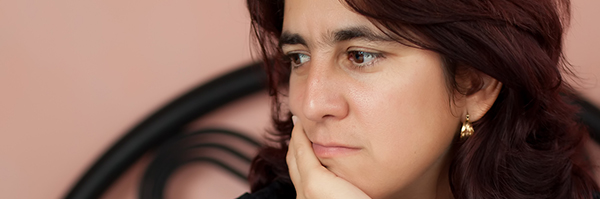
[295,144,307,156]
[303,182,320,198]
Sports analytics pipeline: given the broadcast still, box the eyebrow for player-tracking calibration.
[279,32,307,48]
[279,26,394,48]
[333,27,394,43]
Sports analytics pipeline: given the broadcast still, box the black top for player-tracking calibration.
[237,181,600,199]
[237,180,296,199]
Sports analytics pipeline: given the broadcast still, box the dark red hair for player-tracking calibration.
[246,0,598,198]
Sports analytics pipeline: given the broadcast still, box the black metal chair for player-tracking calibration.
[65,62,267,199]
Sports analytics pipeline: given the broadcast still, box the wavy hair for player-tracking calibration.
[246,0,598,198]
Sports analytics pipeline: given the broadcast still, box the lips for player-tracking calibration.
[312,142,361,158]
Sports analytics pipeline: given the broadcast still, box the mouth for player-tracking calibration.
[311,142,361,158]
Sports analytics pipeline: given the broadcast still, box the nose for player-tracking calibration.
[300,61,349,122]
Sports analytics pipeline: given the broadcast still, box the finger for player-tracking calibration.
[287,116,304,198]
[287,131,300,185]
[288,117,329,182]
[286,116,303,184]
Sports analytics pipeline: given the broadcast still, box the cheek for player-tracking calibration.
[364,68,455,161]
[343,54,459,196]
[288,75,304,115]
[354,55,456,144]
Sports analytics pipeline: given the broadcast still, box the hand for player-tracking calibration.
[286,116,371,199]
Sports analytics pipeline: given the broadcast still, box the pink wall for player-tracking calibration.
[0,0,598,199]
[565,0,600,105]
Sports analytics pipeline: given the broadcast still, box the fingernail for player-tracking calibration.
[292,115,298,125]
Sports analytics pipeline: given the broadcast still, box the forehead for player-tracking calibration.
[282,0,379,40]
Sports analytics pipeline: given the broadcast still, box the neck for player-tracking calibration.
[434,163,453,199]
[391,144,456,199]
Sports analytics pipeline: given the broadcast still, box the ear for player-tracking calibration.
[462,73,502,122]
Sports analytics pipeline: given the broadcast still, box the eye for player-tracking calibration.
[287,53,311,69]
[347,51,381,67]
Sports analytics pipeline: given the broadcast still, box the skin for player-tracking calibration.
[282,0,502,198]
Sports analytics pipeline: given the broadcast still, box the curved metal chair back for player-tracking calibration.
[64,63,266,199]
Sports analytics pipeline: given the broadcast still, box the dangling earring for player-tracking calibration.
[460,114,474,139]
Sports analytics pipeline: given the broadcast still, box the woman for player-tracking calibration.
[238,0,599,198]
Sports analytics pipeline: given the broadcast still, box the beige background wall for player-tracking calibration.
[0,0,598,199]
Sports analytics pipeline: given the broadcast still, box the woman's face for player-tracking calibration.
[283,0,462,198]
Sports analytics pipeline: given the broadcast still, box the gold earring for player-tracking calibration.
[460,114,474,139]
